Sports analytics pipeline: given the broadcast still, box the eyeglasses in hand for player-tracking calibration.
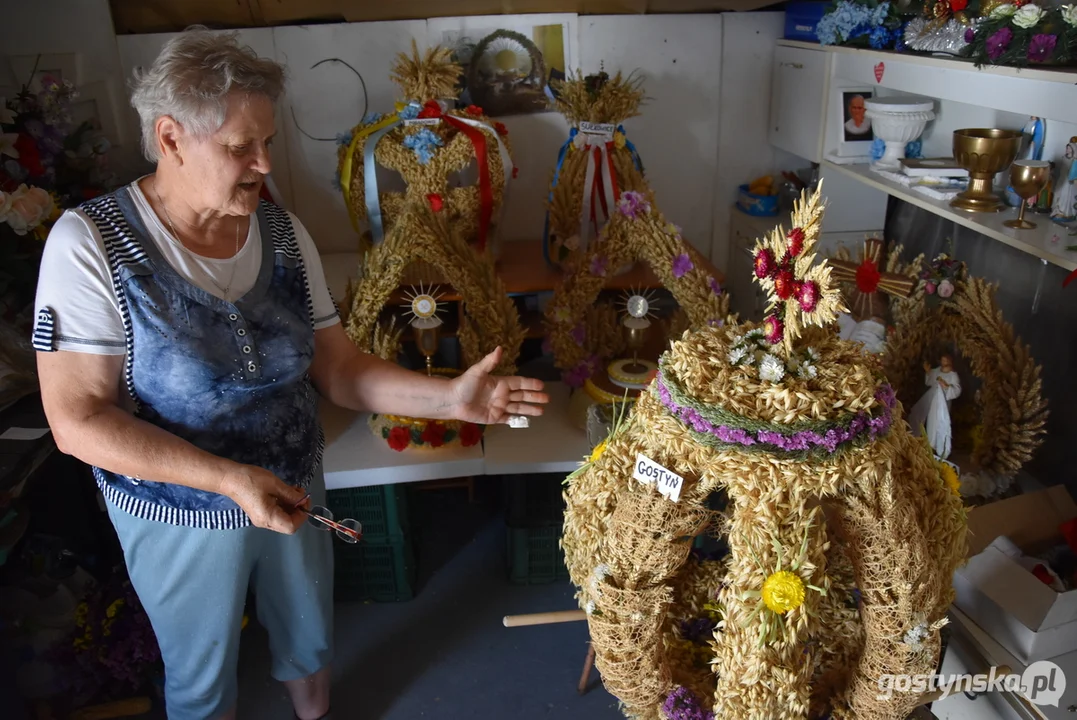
[293,494,362,543]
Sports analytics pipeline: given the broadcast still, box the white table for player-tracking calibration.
[320,382,591,488]
[482,382,591,475]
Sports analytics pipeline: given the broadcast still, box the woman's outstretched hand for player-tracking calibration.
[449,347,549,425]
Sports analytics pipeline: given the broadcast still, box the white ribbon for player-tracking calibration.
[577,135,617,249]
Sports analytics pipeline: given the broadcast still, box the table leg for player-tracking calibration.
[579,642,596,695]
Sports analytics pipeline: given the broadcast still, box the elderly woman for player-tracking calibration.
[33,29,547,720]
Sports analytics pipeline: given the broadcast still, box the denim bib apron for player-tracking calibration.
[41,189,325,529]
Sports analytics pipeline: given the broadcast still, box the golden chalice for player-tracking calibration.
[951,129,1023,213]
[1003,160,1051,229]
[607,290,659,389]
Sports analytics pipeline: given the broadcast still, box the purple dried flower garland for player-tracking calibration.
[653,369,896,458]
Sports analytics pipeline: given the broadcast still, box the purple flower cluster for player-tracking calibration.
[663,686,715,720]
[655,374,896,456]
[1028,34,1057,63]
[617,190,651,219]
[679,616,717,644]
[986,26,1013,60]
[564,354,599,388]
[672,253,694,278]
[590,254,609,277]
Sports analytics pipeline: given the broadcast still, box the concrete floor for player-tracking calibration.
[230,483,624,720]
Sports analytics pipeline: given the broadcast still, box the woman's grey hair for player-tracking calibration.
[130,26,285,163]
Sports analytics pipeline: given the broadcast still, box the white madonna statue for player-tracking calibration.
[907,354,962,460]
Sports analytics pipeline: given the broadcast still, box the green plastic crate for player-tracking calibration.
[504,473,566,527]
[325,485,410,540]
[507,525,569,585]
[333,536,416,602]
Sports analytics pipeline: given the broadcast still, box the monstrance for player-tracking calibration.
[402,284,444,375]
[607,288,659,390]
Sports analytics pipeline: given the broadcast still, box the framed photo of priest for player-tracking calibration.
[835,87,875,158]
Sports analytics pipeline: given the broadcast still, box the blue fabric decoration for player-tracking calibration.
[335,132,352,146]
[398,104,420,120]
[403,128,444,165]
[871,138,923,161]
[361,112,384,124]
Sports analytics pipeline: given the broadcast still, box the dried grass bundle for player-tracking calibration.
[551,69,646,125]
[390,39,461,101]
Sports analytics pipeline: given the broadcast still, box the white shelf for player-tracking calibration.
[482,382,591,475]
[823,161,1077,271]
[778,40,1076,123]
[321,401,485,489]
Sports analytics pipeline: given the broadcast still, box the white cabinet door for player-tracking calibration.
[727,209,776,322]
[768,45,829,163]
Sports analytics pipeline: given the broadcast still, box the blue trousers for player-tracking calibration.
[105,470,334,719]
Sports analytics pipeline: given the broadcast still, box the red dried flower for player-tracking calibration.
[787,228,805,256]
[421,422,447,448]
[494,122,508,136]
[763,314,784,345]
[465,104,484,117]
[856,259,882,294]
[459,422,482,447]
[798,280,819,312]
[418,100,442,119]
[387,426,410,452]
[950,0,968,11]
[754,249,777,279]
[774,269,796,300]
[427,193,444,212]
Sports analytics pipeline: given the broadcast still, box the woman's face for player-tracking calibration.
[1067,143,1076,161]
[177,92,275,217]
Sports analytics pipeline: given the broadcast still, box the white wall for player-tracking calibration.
[3,3,789,272]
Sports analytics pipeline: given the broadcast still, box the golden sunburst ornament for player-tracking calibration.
[477,34,533,77]
[751,184,846,358]
[618,287,658,324]
[402,283,444,330]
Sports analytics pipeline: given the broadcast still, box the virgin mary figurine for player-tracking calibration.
[1051,137,1077,222]
[907,354,962,460]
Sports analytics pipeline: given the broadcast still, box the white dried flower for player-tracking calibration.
[799,363,818,379]
[631,612,643,622]
[903,621,930,648]
[1013,3,1045,27]
[728,346,748,365]
[806,347,819,362]
[585,600,596,615]
[1061,4,1077,26]
[594,563,610,581]
[990,2,1017,17]
[759,353,786,383]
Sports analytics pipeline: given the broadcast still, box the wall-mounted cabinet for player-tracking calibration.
[768,44,829,164]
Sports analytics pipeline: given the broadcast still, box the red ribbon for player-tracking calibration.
[1064,268,1077,289]
[587,141,622,237]
[419,101,493,252]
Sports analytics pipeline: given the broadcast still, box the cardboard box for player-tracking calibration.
[953,485,1077,664]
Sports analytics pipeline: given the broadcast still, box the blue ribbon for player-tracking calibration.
[618,125,644,174]
[542,127,578,266]
[364,102,420,245]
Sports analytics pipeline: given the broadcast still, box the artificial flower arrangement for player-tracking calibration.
[47,568,162,705]
[965,2,1077,67]
[917,251,963,300]
[369,408,484,453]
[1,71,117,319]
[816,0,908,49]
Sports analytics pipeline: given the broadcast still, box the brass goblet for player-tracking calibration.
[1003,160,1051,229]
[951,129,1023,213]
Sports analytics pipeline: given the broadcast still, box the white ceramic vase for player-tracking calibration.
[864,97,936,171]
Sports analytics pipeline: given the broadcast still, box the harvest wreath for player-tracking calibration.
[561,186,967,720]
[337,41,515,256]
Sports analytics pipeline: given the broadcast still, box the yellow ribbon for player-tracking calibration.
[339,112,403,236]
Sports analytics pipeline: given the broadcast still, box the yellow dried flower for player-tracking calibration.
[614,131,626,149]
[762,571,806,614]
[938,461,960,497]
[589,439,608,464]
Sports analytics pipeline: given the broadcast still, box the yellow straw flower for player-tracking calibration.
[589,439,608,464]
[613,131,626,149]
[938,461,960,497]
[762,570,806,614]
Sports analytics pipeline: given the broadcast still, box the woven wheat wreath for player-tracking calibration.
[544,185,729,387]
[336,41,515,257]
[882,251,1048,494]
[562,186,967,720]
